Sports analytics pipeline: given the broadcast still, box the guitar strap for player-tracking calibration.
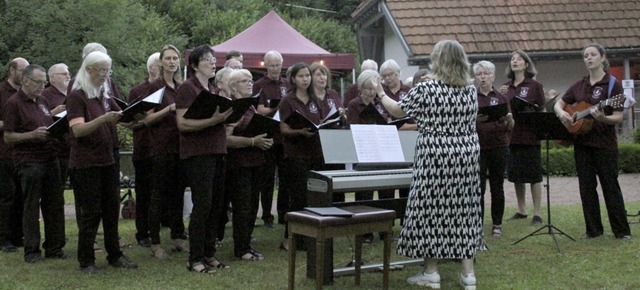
[608,75,616,98]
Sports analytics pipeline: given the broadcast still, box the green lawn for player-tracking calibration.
[2,201,639,289]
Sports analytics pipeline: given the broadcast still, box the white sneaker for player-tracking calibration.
[407,271,440,288]
[459,272,476,290]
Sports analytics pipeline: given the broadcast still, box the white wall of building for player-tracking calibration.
[491,60,586,96]
[383,22,418,83]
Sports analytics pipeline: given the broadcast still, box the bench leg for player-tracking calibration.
[316,238,324,290]
[383,229,391,290]
[355,235,362,285]
[288,236,297,290]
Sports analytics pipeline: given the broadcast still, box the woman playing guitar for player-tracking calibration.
[553,43,631,240]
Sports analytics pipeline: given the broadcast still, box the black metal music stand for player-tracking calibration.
[512,112,576,252]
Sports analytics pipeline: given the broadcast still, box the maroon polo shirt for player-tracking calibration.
[346,96,389,125]
[127,79,152,161]
[42,86,66,108]
[148,79,180,157]
[66,89,121,169]
[42,85,70,158]
[0,80,18,160]
[382,83,411,102]
[502,78,545,145]
[253,76,289,117]
[175,75,227,159]
[476,88,512,150]
[227,108,265,169]
[320,88,342,115]
[278,92,323,159]
[2,89,56,165]
[561,73,623,149]
[343,83,359,108]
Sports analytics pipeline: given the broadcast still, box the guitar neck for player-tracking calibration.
[574,102,606,121]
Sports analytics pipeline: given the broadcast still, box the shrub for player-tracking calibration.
[542,143,640,176]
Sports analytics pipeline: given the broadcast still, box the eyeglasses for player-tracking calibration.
[98,68,112,77]
[239,79,253,85]
[53,72,71,77]
[202,57,217,64]
[27,76,48,86]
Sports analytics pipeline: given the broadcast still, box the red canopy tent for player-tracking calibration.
[210,10,355,76]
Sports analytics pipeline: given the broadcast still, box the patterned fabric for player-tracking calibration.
[396,80,483,259]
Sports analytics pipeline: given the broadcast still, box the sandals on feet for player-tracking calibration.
[238,249,264,261]
[171,239,187,252]
[204,256,231,269]
[151,245,171,260]
[186,262,216,274]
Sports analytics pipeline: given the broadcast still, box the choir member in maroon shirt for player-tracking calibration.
[143,45,188,258]
[254,50,289,226]
[175,45,231,274]
[3,65,65,263]
[225,69,272,260]
[67,51,137,274]
[554,44,631,240]
[473,61,513,237]
[499,50,545,225]
[0,57,28,253]
[278,62,325,250]
[127,52,161,250]
[344,59,378,106]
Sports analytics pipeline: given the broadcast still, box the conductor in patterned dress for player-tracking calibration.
[378,39,482,290]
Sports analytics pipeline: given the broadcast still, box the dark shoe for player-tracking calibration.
[45,250,67,259]
[1,242,17,253]
[531,215,543,225]
[109,256,138,269]
[80,265,104,275]
[584,233,603,239]
[508,212,528,221]
[175,232,189,240]
[24,253,42,263]
[137,238,152,248]
[264,220,275,228]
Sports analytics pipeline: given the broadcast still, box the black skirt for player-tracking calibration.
[507,145,543,183]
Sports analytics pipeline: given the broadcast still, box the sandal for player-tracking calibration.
[238,249,264,261]
[204,256,231,269]
[186,261,216,274]
[171,239,187,252]
[151,245,171,260]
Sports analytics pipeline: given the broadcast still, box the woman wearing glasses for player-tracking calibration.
[174,45,232,274]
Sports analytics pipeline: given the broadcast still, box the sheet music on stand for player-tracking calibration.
[350,124,404,163]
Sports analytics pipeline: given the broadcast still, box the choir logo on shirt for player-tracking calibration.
[280,86,287,97]
[309,102,319,114]
[327,98,336,109]
[376,104,385,114]
[103,98,111,111]
[39,104,51,116]
[592,87,604,99]
[490,97,499,106]
[519,87,529,98]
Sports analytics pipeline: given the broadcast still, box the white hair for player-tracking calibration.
[146,52,160,73]
[264,50,283,63]
[379,59,401,75]
[360,59,378,71]
[72,51,112,99]
[82,42,107,59]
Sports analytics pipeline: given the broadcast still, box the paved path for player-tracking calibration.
[64,173,640,219]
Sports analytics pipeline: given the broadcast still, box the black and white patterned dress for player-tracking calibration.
[396,79,482,260]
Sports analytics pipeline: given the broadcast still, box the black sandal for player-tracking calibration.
[238,249,264,261]
[204,256,231,269]
[186,261,216,274]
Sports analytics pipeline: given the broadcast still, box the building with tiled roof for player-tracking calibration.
[352,0,640,102]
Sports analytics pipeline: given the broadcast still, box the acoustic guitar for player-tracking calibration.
[562,94,625,134]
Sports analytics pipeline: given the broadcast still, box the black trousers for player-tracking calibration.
[71,164,123,267]
[149,154,185,244]
[282,157,323,239]
[227,165,262,257]
[18,159,65,256]
[133,158,152,242]
[479,147,508,227]
[0,158,23,246]
[574,145,631,238]
[181,155,225,263]
[261,144,287,223]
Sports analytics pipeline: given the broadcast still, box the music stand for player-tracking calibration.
[512,112,576,252]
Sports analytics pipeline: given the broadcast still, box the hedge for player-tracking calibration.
[541,143,640,176]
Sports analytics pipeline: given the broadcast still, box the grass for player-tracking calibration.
[2,200,639,289]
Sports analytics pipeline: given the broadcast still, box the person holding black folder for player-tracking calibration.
[3,64,65,263]
[175,45,231,274]
[142,45,188,259]
[225,69,273,261]
[553,44,631,240]
[474,60,514,237]
[499,50,546,226]
[278,62,325,251]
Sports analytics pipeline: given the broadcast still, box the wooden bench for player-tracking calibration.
[285,205,395,290]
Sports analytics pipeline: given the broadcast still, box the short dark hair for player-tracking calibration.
[226,50,242,60]
[22,64,46,78]
[188,45,215,75]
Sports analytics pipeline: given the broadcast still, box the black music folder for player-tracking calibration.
[478,103,509,122]
[239,113,280,138]
[360,103,411,128]
[511,95,540,113]
[304,207,354,217]
[119,87,165,123]
[283,107,340,132]
[183,91,259,123]
[113,97,129,110]
[266,98,280,108]
[46,111,68,141]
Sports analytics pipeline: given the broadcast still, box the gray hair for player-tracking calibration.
[473,60,495,75]
[215,67,234,87]
[48,63,68,77]
[82,42,107,59]
[146,52,160,73]
[357,70,380,91]
[361,59,378,71]
[379,59,401,75]
[228,69,252,94]
[264,50,283,63]
[72,51,112,99]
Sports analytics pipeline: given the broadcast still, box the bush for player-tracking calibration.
[542,143,640,176]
